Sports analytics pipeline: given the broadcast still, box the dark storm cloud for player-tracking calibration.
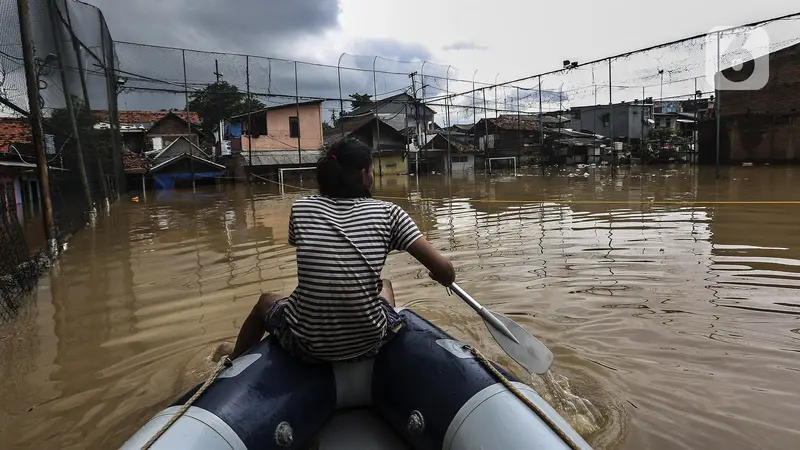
[443,41,488,52]
[84,0,340,56]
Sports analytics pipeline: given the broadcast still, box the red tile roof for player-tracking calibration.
[0,118,31,153]
[93,110,200,125]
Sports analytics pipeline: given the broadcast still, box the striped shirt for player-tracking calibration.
[284,195,423,361]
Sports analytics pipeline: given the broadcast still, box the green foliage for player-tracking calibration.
[348,93,372,110]
[188,81,266,140]
[646,127,692,161]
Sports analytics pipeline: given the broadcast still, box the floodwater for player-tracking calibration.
[2,165,800,450]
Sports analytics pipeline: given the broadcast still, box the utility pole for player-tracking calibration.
[409,71,418,175]
[18,0,56,250]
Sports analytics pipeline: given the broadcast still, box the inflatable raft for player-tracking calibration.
[120,308,593,450]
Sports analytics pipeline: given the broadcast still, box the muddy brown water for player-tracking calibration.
[2,165,800,449]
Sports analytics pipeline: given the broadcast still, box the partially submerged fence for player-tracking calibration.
[0,0,122,323]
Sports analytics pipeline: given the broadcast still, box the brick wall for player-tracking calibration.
[715,43,800,162]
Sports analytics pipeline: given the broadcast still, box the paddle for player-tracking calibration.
[448,283,554,375]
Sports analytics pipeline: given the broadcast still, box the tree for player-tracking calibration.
[322,109,337,133]
[188,81,266,141]
[646,127,691,162]
[349,93,372,110]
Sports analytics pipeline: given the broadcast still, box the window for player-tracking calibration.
[665,118,672,128]
[573,110,581,120]
[289,116,300,138]
[601,113,610,127]
[451,155,469,163]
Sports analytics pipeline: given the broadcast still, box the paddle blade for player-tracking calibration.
[484,312,554,375]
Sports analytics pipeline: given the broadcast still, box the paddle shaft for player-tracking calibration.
[449,283,521,344]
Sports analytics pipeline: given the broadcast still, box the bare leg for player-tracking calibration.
[380,279,396,307]
[229,292,282,360]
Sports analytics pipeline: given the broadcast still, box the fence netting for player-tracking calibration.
[1,0,121,324]
[3,2,800,324]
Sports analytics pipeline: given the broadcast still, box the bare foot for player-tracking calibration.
[211,342,234,362]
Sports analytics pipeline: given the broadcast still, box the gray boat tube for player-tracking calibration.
[119,308,593,450]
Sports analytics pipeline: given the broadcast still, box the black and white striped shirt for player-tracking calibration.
[284,195,423,361]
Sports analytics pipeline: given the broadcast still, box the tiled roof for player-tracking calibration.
[123,150,150,174]
[0,118,31,153]
[93,110,200,125]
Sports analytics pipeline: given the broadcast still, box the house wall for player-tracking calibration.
[450,153,474,172]
[146,116,199,147]
[376,96,435,131]
[244,104,322,151]
[574,105,652,140]
[376,152,406,175]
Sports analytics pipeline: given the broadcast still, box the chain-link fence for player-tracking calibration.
[1,0,122,324]
[436,13,800,170]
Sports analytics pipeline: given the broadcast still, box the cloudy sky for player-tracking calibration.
[74,0,800,121]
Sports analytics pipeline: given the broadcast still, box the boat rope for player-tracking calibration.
[470,347,583,450]
[140,356,233,450]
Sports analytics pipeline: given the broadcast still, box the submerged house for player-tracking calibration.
[324,116,409,176]
[148,136,224,189]
[468,115,543,166]
[418,133,477,174]
[223,100,324,179]
[94,110,201,154]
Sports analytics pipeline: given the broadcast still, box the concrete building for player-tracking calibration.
[570,102,654,144]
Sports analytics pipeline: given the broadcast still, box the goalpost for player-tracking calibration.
[278,167,316,195]
[487,157,517,176]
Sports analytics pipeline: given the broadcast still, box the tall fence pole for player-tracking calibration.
[494,73,500,119]
[641,86,646,164]
[483,88,489,162]
[608,58,615,177]
[372,57,381,176]
[18,0,56,249]
[472,70,477,159]
[445,65,452,175]
[715,31,721,179]
[337,53,345,135]
[66,5,109,203]
[246,56,253,181]
[47,0,93,213]
[421,61,429,173]
[538,76,543,146]
[182,49,195,192]
[294,61,301,168]
[99,13,122,197]
[516,86,521,164]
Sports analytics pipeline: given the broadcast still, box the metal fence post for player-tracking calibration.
[99,12,123,196]
[48,0,93,214]
[294,61,301,168]
[372,56,381,176]
[715,31,721,179]
[445,65,452,175]
[337,53,345,135]
[608,58,615,176]
[182,49,195,192]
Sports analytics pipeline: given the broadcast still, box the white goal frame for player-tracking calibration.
[278,167,316,195]
[487,157,517,176]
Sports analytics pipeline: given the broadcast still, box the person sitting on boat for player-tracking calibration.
[227,138,456,363]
